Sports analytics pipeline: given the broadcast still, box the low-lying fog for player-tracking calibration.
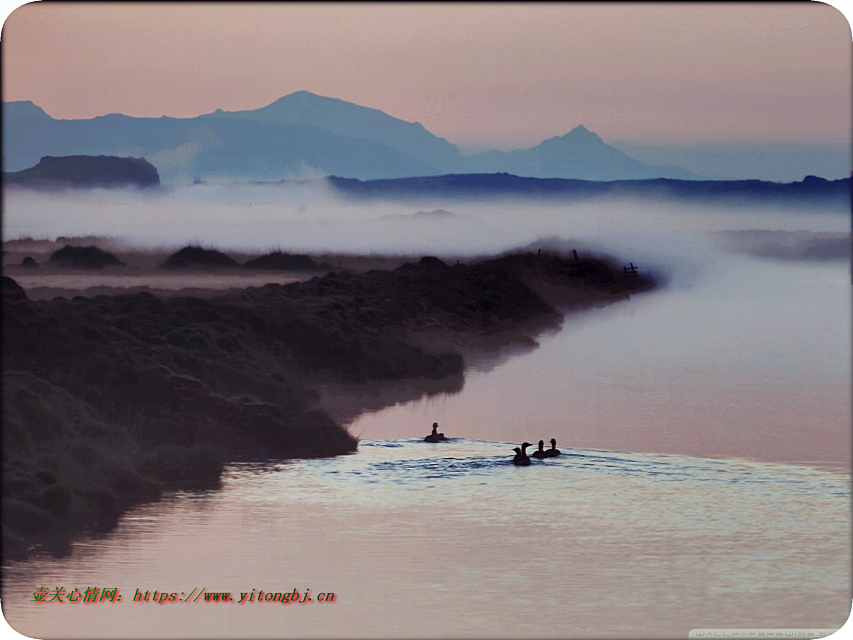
[3,182,849,265]
[4,183,850,468]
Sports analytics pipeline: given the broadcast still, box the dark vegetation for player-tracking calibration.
[2,251,652,563]
[244,251,320,271]
[47,245,126,269]
[160,246,331,271]
[1,276,27,301]
[160,245,241,270]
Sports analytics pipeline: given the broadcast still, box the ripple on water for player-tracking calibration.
[224,439,851,515]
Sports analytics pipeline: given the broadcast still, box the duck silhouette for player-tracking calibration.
[545,438,561,457]
[424,422,448,443]
[512,442,532,466]
[531,440,549,459]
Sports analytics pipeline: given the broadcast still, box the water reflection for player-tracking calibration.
[348,258,851,471]
[3,439,849,638]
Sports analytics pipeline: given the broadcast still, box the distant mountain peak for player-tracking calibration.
[535,125,605,152]
[562,125,603,143]
[267,90,344,107]
[288,89,322,98]
[218,91,464,172]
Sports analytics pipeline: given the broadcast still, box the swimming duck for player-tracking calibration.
[424,422,448,443]
[512,442,532,466]
[545,438,561,457]
[531,440,549,459]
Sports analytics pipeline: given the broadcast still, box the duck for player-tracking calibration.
[545,438,561,457]
[532,440,549,459]
[512,442,532,466]
[424,422,448,443]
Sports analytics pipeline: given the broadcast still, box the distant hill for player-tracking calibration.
[210,90,465,173]
[3,93,699,183]
[326,173,851,208]
[2,100,439,182]
[3,155,159,188]
[465,126,695,180]
[47,245,127,268]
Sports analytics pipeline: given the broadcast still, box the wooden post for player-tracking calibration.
[573,249,579,262]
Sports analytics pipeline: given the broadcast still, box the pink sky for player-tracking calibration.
[3,3,851,148]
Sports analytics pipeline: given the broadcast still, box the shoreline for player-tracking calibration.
[2,248,654,563]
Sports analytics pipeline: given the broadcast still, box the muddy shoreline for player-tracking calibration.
[2,249,653,563]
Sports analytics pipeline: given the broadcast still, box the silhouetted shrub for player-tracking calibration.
[160,245,240,270]
[244,251,317,270]
[47,245,126,269]
[418,256,448,269]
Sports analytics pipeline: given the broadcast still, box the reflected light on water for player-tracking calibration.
[3,439,849,638]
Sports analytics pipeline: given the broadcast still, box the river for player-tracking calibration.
[2,195,851,637]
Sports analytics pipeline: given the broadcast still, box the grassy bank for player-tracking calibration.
[1,251,653,562]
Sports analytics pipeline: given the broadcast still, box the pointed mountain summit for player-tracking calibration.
[465,124,694,180]
[210,90,465,172]
[555,124,603,144]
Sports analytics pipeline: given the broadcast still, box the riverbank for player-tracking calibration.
[2,249,653,562]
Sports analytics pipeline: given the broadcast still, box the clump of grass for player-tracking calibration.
[160,244,241,270]
[47,245,127,269]
[244,251,318,270]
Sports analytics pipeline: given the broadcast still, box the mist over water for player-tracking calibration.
[3,182,848,260]
[3,183,850,469]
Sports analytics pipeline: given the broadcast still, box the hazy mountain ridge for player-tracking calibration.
[466,126,695,180]
[2,100,439,181]
[209,91,465,172]
[326,173,851,207]
[4,93,698,182]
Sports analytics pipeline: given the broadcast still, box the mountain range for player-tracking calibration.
[3,91,695,182]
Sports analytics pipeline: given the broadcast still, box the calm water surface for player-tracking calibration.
[350,257,851,471]
[2,439,850,638]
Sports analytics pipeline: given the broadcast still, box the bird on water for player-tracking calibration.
[545,438,561,457]
[512,442,533,466]
[531,440,549,459]
[424,422,448,443]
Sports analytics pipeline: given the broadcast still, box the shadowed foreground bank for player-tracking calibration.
[1,252,652,562]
